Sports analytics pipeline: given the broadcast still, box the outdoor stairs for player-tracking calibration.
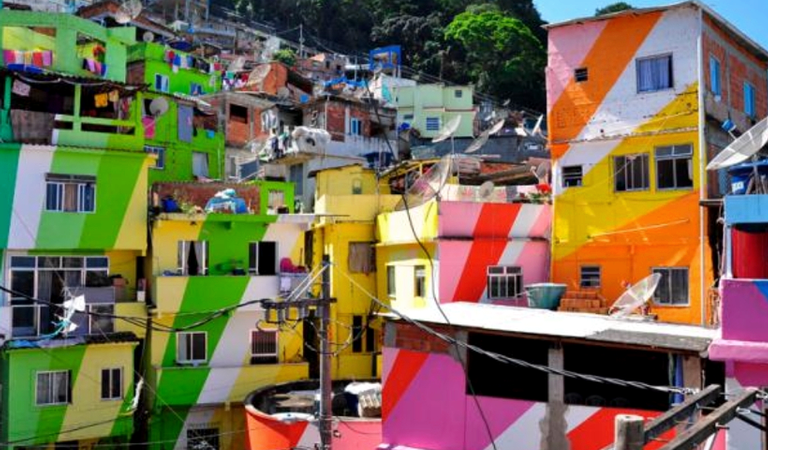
[558,289,608,315]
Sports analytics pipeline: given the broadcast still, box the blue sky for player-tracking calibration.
[536,0,768,50]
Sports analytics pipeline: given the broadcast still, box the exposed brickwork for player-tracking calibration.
[153,182,261,212]
[558,289,609,314]
[393,322,452,354]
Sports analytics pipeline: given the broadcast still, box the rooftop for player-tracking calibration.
[386,302,718,353]
[543,0,767,63]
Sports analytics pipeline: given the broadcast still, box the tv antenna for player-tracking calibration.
[608,273,662,318]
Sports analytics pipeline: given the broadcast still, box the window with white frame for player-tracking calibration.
[414,266,426,297]
[89,304,115,334]
[155,73,169,93]
[387,266,396,298]
[744,82,756,118]
[177,332,207,364]
[710,56,722,96]
[425,117,440,132]
[187,427,220,450]
[101,367,122,400]
[350,118,363,136]
[36,370,71,406]
[580,266,601,288]
[487,266,523,299]
[652,267,689,306]
[45,174,96,213]
[251,329,278,364]
[636,54,673,92]
[614,154,650,192]
[145,146,165,170]
[562,165,583,187]
[178,241,208,276]
[655,144,693,190]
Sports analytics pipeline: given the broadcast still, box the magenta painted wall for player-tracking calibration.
[720,279,767,342]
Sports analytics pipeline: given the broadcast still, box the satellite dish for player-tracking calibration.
[143,31,155,43]
[149,97,169,118]
[113,0,143,24]
[707,117,768,171]
[609,273,662,318]
[502,99,511,107]
[465,119,505,154]
[396,156,453,210]
[432,116,462,143]
[534,163,550,183]
[530,114,544,136]
[478,181,495,201]
[228,56,246,73]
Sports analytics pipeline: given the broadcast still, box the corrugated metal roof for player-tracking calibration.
[386,302,718,352]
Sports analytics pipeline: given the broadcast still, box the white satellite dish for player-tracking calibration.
[706,117,768,171]
[534,163,550,183]
[227,56,246,73]
[478,181,495,201]
[530,114,544,136]
[143,31,155,43]
[465,119,504,154]
[608,273,662,318]
[396,156,453,210]
[432,116,462,143]
[113,0,143,24]
[149,97,169,118]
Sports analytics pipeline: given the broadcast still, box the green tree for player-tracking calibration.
[595,2,635,16]
[445,10,546,110]
[272,48,297,66]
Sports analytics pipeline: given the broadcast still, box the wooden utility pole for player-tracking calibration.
[614,415,644,450]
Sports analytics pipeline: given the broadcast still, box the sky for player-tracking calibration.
[536,0,768,50]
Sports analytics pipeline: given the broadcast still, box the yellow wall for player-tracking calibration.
[376,242,436,310]
[376,200,439,245]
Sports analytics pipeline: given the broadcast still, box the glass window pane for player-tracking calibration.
[81,183,95,212]
[10,256,36,268]
[38,256,60,268]
[673,269,689,304]
[11,271,35,299]
[178,334,189,361]
[37,373,50,404]
[657,159,675,189]
[193,333,206,360]
[86,257,109,268]
[675,159,693,188]
[63,257,83,268]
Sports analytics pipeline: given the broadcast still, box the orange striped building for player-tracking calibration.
[545,2,767,325]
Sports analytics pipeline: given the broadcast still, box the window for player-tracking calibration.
[387,266,396,298]
[425,117,440,132]
[614,154,650,192]
[352,315,364,353]
[655,144,693,190]
[636,54,673,92]
[352,178,363,195]
[487,266,523,299]
[230,104,248,123]
[145,146,165,170]
[350,118,363,136]
[652,267,689,306]
[402,114,414,121]
[580,266,601,288]
[251,329,278,364]
[562,165,583,187]
[574,67,589,83]
[45,174,96,213]
[348,242,376,274]
[455,89,463,98]
[710,56,722,96]
[744,82,756,118]
[414,266,426,297]
[177,332,207,364]
[289,164,304,196]
[248,241,277,275]
[190,82,203,96]
[101,368,122,400]
[192,152,209,178]
[187,428,220,450]
[154,73,169,93]
[89,304,115,334]
[36,371,71,406]
[267,190,286,214]
[178,241,208,276]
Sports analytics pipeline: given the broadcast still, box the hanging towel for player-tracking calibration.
[108,90,119,103]
[31,52,44,67]
[41,50,53,67]
[12,80,31,97]
[143,116,156,139]
[95,93,109,108]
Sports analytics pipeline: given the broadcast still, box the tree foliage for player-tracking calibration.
[272,48,297,66]
[595,2,635,16]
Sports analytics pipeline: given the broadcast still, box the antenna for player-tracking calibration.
[478,181,495,201]
[707,116,768,171]
[149,97,169,118]
[608,273,662,318]
[465,119,504,154]
[113,0,143,24]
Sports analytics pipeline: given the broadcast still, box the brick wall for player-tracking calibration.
[154,182,261,213]
[392,322,452,354]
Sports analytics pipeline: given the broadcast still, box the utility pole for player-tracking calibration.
[259,256,335,450]
[299,23,305,59]
[319,254,333,450]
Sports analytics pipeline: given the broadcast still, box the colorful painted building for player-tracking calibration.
[375,160,551,310]
[127,42,226,184]
[144,180,317,450]
[0,11,151,448]
[708,158,768,449]
[380,302,722,450]
[545,1,767,324]
[392,83,475,139]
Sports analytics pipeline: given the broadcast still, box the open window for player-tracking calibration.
[467,333,549,401]
[178,241,208,276]
[249,241,277,275]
